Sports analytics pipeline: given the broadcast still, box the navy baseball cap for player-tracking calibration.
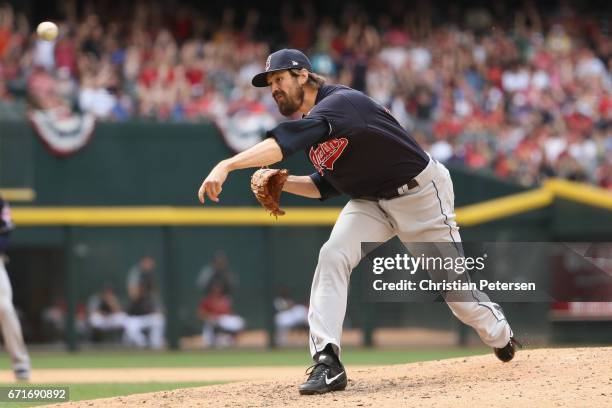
[251,49,313,87]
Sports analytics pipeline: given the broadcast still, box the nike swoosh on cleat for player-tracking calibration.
[325,371,344,385]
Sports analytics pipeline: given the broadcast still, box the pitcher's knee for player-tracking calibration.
[447,301,482,324]
[318,241,352,271]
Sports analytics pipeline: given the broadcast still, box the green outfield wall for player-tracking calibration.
[1,119,528,207]
[2,120,611,349]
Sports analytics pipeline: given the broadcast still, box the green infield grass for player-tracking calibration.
[0,381,220,407]
[0,347,490,407]
[0,347,489,369]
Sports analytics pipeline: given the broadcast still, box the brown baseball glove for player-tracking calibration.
[250,168,289,217]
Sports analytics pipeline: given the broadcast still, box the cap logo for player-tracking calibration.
[291,60,298,66]
[265,56,271,71]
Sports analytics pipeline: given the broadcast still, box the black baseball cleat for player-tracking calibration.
[494,337,522,362]
[299,352,347,395]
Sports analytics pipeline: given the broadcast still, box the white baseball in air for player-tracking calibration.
[36,21,58,41]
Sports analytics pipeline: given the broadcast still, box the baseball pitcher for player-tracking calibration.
[198,49,520,395]
[0,195,31,380]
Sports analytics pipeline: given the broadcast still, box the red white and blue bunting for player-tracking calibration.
[29,109,96,157]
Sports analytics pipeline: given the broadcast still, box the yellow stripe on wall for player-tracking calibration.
[544,179,612,211]
[455,188,554,227]
[11,207,342,226]
[0,188,36,202]
[8,178,612,227]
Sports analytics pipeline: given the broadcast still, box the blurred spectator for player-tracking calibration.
[127,256,155,298]
[87,284,126,341]
[0,1,610,188]
[124,257,165,349]
[196,250,237,295]
[197,282,245,347]
[40,297,87,341]
[274,287,308,346]
[31,37,55,71]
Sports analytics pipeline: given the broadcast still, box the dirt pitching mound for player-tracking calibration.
[48,347,612,408]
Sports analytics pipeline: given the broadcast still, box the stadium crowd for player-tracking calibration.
[0,1,610,188]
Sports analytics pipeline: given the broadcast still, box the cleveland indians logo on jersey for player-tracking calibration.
[309,138,349,175]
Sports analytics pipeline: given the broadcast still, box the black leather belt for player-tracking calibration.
[357,178,419,201]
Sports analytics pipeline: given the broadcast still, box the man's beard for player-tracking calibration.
[273,83,304,116]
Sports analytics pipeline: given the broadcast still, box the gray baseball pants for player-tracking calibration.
[307,158,512,357]
[0,258,31,373]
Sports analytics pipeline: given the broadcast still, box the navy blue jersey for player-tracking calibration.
[0,196,13,254]
[268,84,429,199]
